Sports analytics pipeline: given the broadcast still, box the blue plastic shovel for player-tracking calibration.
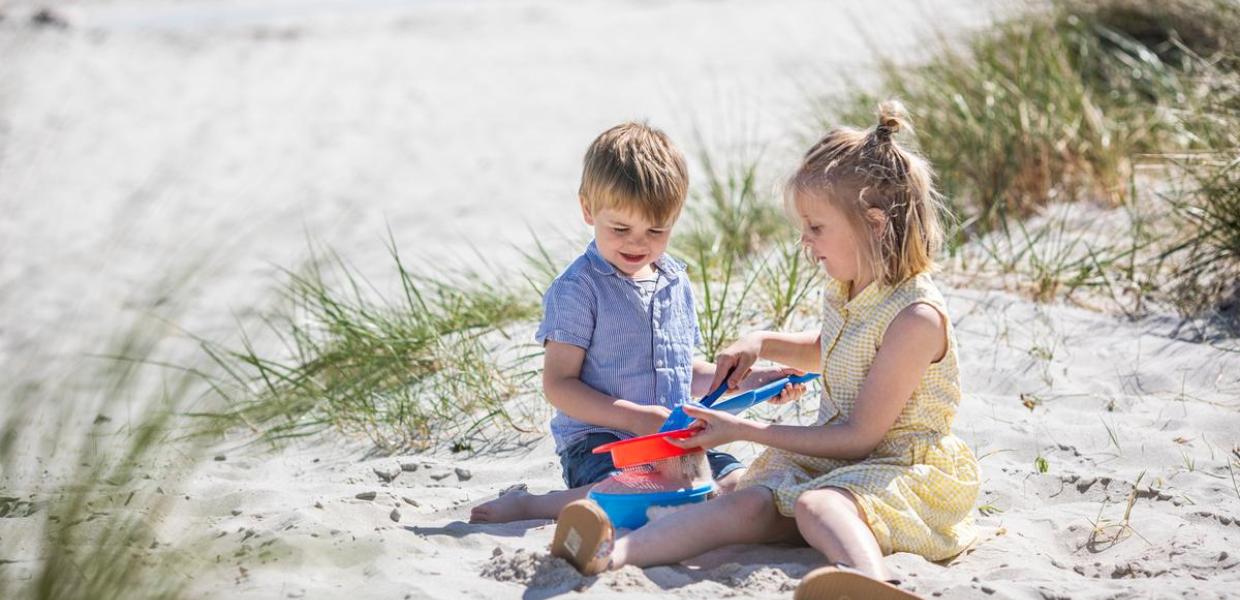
[659,372,821,433]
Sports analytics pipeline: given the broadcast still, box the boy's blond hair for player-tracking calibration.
[579,122,689,226]
[790,100,946,287]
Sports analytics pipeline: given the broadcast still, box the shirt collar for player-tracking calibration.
[585,240,685,281]
[824,275,889,314]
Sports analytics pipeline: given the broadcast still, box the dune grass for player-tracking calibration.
[674,141,820,358]
[196,239,543,453]
[816,0,1240,317]
[0,316,211,600]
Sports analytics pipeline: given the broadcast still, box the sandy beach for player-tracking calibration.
[2,1,1239,599]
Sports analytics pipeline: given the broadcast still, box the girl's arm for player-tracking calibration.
[543,341,670,436]
[673,304,948,459]
[707,330,821,392]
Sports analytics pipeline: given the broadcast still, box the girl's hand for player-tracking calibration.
[708,333,765,393]
[665,404,752,449]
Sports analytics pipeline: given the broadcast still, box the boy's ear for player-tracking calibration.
[580,196,595,226]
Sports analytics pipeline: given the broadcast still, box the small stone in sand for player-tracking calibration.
[400,462,419,472]
[455,467,473,481]
[429,472,451,481]
[314,501,323,509]
[373,466,401,483]
[231,509,242,516]
[31,8,69,29]
[214,455,226,462]
[390,508,401,522]
[402,496,419,507]
[355,491,378,501]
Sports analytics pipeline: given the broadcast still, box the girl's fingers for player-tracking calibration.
[780,367,807,377]
[680,404,713,420]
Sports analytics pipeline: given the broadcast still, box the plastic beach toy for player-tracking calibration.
[587,372,820,529]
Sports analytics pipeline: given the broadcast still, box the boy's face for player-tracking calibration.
[581,201,675,278]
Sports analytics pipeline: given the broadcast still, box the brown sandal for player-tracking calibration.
[793,566,921,600]
[550,500,614,576]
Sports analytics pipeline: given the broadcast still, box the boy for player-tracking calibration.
[470,122,801,523]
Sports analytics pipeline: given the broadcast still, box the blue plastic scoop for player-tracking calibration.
[659,372,820,433]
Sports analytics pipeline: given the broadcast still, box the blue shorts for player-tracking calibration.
[559,432,745,489]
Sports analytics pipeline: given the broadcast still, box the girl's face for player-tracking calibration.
[797,193,868,284]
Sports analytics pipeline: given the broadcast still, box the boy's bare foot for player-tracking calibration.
[550,500,613,575]
[469,484,531,523]
[793,566,921,600]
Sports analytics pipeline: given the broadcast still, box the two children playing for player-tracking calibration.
[472,106,979,599]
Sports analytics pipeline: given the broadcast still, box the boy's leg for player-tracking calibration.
[472,432,618,524]
[792,487,888,580]
[706,450,745,494]
[470,484,592,523]
[610,486,801,569]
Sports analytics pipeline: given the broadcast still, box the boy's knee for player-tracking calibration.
[714,468,746,494]
[725,486,779,523]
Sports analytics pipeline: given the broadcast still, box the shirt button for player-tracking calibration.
[656,359,664,367]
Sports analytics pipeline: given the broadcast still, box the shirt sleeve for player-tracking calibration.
[534,275,595,349]
[685,277,703,349]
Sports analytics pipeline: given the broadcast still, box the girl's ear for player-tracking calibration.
[580,196,595,226]
[865,207,887,236]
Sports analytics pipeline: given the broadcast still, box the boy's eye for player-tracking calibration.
[648,229,667,236]
[808,225,822,234]
[612,227,629,234]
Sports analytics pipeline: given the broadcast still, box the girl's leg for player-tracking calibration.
[470,485,591,523]
[792,487,888,580]
[611,486,801,568]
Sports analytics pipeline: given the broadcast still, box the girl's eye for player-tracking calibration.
[808,225,822,234]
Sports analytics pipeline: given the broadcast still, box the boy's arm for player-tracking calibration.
[543,341,671,436]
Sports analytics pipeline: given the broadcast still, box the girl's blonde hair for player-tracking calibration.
[789,100,945,287]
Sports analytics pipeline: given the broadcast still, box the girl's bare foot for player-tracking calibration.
[468,484,531,524]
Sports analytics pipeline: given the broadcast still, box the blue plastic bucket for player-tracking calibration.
[588,483,715,530]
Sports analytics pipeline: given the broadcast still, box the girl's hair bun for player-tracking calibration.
[875,100,912,142]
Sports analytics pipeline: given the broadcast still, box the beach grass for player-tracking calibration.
[0,316,211,600]
[816,0,1240,316]
[196,238,542,453]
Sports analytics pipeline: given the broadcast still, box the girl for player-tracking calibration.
[549,101,979,600]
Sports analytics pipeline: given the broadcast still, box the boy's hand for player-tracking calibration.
[666,404,750,449]
[740,366,807,405]
[632,404,672,437]
[709,334,765,393]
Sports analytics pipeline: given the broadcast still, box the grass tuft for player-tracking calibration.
[197,238,542,453]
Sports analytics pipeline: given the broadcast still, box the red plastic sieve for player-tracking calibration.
[591,428,701,469]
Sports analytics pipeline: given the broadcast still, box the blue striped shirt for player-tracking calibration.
[536,240,701,454]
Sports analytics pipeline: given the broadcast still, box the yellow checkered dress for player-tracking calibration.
[739,272,979,560]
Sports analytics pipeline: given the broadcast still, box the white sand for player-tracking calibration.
[3,1,1239,599]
